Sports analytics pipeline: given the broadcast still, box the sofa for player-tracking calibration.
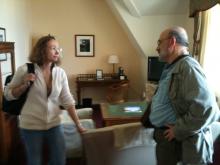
[82,122,157,165]
[60,108,95,158]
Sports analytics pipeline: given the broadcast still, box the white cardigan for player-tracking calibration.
[4,63,75,130]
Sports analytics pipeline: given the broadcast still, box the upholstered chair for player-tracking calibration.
[82,122,156,165]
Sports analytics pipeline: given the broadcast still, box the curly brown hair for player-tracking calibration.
[29,35,61,66]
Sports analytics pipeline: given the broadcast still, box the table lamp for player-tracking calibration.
[108,55,119,74]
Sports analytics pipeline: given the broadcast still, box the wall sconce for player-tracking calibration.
[108,55,119,74]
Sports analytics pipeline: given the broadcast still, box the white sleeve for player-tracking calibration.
[4,64,28,100]
[59,70,76,109]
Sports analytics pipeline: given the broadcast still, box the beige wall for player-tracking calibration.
[30,0,143,103]
[1,0,193,105]
[106,0,194,100]
[0,0,31,67]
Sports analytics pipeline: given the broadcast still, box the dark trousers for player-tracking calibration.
[153,128,182,165]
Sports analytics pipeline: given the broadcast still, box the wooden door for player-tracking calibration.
[0,42,16,164]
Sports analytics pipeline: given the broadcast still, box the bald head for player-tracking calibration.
[165,26,189,47]
[157,26,189,63]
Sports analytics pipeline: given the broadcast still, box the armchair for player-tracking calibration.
[82,122,156,165]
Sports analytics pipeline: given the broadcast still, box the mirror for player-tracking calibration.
[1,53,12,89]
[0,41,15,161]
[0,42,15,94]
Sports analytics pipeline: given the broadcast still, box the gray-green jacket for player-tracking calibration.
[169,55,220,164]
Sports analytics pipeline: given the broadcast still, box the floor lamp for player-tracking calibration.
[108,55,119,74]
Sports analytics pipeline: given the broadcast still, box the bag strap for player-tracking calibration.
[27,63,35,74]
[26,63,35,86]
[141,102,155,128]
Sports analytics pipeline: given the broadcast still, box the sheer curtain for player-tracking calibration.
[201,5,220,105]
[189,0,220,60]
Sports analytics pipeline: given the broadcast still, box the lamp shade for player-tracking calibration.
[108,55,119,64]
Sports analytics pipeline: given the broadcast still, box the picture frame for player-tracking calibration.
[75,35,95,57]
[0,27,6,42]
[96,69,103,80]
[0,28,7,61]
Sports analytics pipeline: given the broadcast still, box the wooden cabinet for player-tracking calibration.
[0,42,17,164]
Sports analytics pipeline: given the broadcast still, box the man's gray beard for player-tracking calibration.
[158,53,167,62]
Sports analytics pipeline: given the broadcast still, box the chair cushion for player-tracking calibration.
[60,108,93,122]
[76,108,93,119]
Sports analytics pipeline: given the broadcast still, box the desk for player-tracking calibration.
[76,74,128,105]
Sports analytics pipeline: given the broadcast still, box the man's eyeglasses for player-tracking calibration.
[157,38,170,46]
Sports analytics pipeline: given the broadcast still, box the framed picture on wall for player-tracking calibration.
[0,27,6,42]
[75,35,95,57]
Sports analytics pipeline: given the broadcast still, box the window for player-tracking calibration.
[202,5,220,101]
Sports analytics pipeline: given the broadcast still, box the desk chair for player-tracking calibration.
[106,81,129,104]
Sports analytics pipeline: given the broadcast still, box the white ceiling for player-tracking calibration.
[122,0,189,17]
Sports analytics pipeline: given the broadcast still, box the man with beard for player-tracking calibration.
[149,26,220,165]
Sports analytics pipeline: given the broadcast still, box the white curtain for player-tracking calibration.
[201,5,220,105]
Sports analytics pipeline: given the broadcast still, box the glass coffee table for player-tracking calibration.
[100,101,148,126]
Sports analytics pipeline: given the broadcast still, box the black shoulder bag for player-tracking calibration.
[2,63,35,115]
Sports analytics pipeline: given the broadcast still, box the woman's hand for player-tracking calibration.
[23,73,36,84]
[12,73,36,98]
[66,107,87,133]
[76,124,87,133]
